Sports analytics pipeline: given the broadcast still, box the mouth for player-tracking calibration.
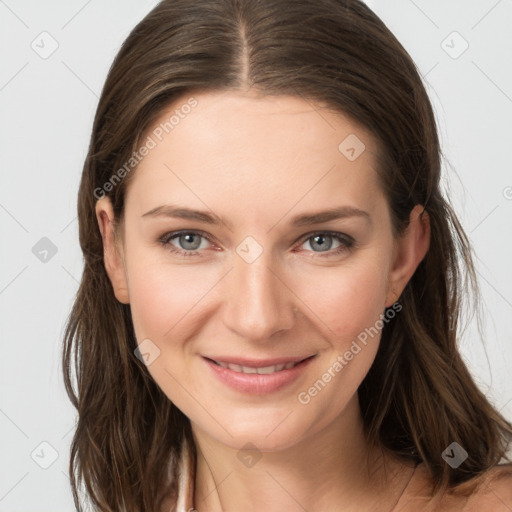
[203,354,317,395]
[202,355,316,394]
[205,357,313,375]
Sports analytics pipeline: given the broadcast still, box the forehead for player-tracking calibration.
[125,91,384,222]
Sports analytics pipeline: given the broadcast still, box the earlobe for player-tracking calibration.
[385,205,430,307]
[95,197,130,304]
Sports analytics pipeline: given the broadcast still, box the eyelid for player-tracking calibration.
[295,230,355,246]
[159,229,214,244]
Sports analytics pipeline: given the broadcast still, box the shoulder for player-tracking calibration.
[461,464,512,512]
[400,462,512,512]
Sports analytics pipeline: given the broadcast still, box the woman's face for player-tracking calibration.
[97,91,427,452]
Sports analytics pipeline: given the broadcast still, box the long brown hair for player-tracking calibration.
[63,0,512,509]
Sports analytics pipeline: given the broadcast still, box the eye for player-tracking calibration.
[159,230,212,256]
[158,230,355,258]
[299,232,354,256]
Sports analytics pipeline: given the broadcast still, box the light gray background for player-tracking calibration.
[1,1,511,510]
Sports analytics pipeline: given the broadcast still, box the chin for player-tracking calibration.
[190,399,342,454]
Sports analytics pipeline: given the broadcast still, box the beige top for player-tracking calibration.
[167,439,512,512]
[172,437,195,512]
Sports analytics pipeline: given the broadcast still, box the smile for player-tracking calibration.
[210,360,300,374]
[203,355,316,394]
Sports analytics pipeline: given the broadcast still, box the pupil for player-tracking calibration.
[181,234,201,250]
[312,235,332,252]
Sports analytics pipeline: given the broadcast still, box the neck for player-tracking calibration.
[192,395,414,512]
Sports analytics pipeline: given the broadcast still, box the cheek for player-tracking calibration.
[289,262,392,432]
[126,251,219,342]
[127,247,391,359]
[291,259,389,344]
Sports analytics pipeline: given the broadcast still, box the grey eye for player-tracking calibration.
[304,234,339,252]
[174,233,204,251]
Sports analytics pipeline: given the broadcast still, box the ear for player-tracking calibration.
[95,197,130,304]
[385,204,430,307]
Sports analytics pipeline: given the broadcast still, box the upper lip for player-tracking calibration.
[203,355,315,368]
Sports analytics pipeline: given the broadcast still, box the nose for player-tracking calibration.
[221,251,297,342]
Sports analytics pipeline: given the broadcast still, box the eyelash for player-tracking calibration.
[158,230,355,258]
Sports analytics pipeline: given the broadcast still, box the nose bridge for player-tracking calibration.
[222,247,295,341]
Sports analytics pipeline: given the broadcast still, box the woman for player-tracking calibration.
[63,0,512,510]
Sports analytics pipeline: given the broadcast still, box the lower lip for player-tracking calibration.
[203,357,315,394]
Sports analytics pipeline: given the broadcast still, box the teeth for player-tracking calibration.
[239,365,258,374]
[256,365,277,374]
[216,361,298,374]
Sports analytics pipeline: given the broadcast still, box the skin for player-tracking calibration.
[95,91,511,511]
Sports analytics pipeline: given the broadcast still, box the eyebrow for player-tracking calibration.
[141,205,371,227]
